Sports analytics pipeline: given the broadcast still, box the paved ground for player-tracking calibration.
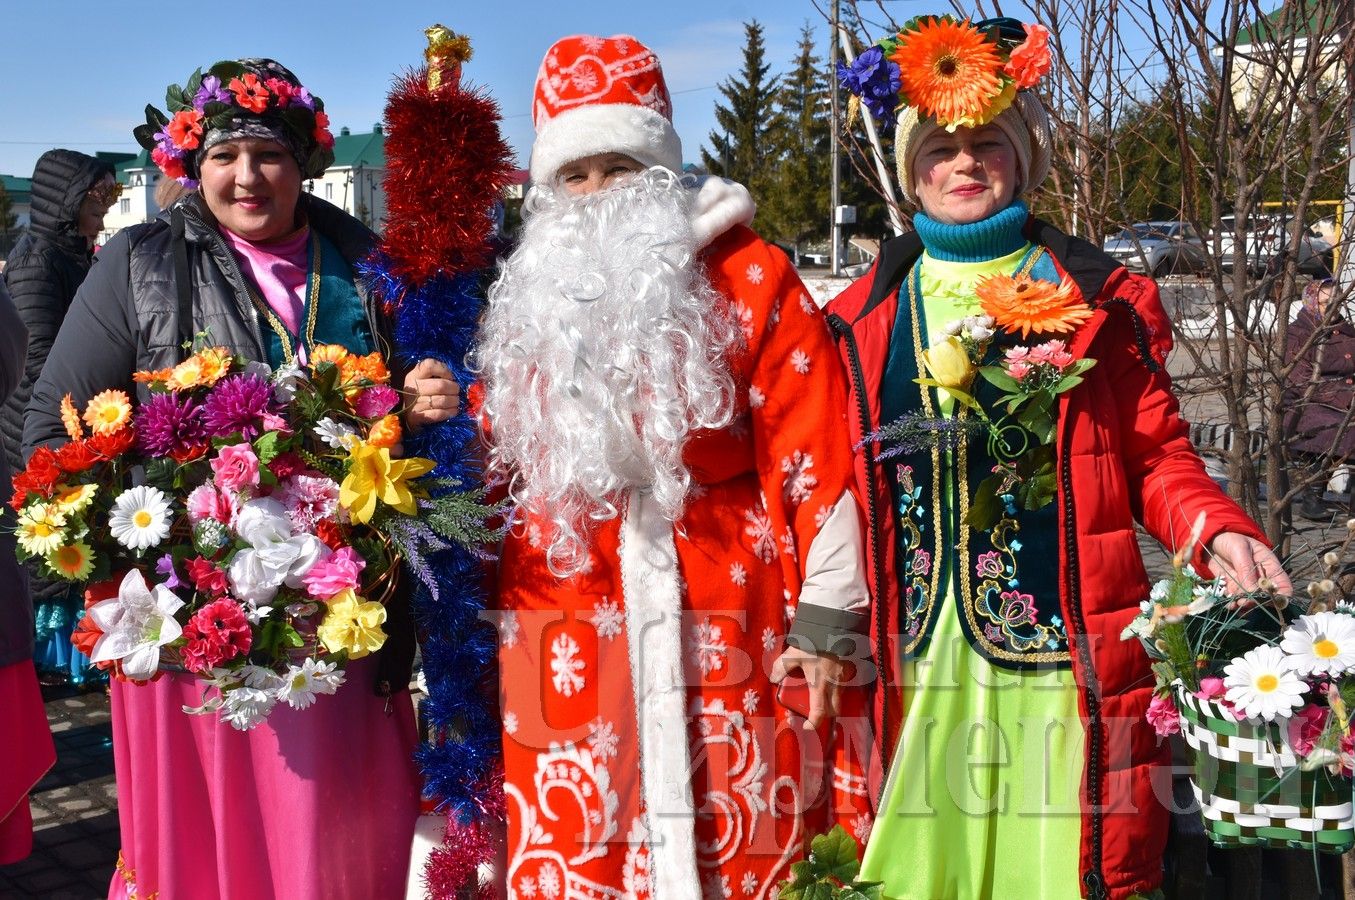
[0,685,118,900]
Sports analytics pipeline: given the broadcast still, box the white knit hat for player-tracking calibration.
[528,35,682,185]
[894,91,1053,205]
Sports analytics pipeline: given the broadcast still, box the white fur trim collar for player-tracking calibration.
[688,177,756,250]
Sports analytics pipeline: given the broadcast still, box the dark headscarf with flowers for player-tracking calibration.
[134,58,335,188]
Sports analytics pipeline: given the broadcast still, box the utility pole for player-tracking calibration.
[829,0,841,276]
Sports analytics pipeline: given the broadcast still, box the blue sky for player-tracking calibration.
[0,0,889,179]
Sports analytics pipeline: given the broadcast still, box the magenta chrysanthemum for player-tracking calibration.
[134,391,207,456]
[201,373,275,439]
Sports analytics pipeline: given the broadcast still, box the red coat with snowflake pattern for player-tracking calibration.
[494,224,873,900]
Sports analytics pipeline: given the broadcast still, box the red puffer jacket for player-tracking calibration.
[826,218,1268,900]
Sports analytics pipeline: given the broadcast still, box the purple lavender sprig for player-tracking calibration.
[861,410,986,460]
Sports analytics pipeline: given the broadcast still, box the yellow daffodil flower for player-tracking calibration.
[317,589,388,659]
[339,440,435,523]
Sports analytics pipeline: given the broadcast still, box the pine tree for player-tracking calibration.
[759,23,832,250]
[702,20,777,189]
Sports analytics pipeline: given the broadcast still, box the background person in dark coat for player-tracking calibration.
[0,149,116,681]
[1284,278,1355,518]
[0,276,56,865]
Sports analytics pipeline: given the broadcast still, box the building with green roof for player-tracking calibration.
[1225,3,1347,111]
[305,125,386,229]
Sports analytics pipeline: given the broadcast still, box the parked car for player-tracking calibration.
[1102,221,1208,276]
[1215,214,1333,276]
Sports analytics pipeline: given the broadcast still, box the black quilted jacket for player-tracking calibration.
[1,149,113,605]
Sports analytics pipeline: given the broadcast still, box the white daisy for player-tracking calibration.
[1223,645,1307,721]
[314,417,359,450]
[221,686,277,731]
[277,658,345,709]
[108,485,172,551]
[1281,611,1355,677]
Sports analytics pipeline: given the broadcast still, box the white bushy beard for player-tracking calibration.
[472,168,741,576]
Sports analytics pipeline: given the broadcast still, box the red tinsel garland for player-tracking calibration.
[381,69,516,284]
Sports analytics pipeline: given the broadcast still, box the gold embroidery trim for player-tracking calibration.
[116,850,159,900]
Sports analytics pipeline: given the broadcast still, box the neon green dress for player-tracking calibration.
[858,247,1086,899]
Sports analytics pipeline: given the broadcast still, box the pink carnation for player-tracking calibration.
[1007,360,1033,382]
[210,443,260,492]
[260,412,292,435]
[1048,350,1076,370]
[179,599,252,673]
[1146,693,1181,736]
[186,483,237,525]
[1004,346,1030,362]
[302,546,365,600]
[1287,704,1330,758]
[354,385,400,419]
[1195,676,1226,700]
[1030,340,1067,364]
[278,475,340,533]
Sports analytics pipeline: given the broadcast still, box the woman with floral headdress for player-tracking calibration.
[826,16,1290,898]
[23,58,458,899]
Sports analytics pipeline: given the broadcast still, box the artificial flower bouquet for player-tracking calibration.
[866,272,1095,531]
[836,15,1052,131]
[1121,525,1355,852]
[11,343,492,730]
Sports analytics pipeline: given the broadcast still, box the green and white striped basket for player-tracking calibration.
[1172,680,1355,853]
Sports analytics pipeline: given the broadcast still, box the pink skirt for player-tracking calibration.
[0,659,55,865]
[106,659,420,900]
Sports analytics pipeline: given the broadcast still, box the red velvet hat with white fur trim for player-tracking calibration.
[529,35,682,184]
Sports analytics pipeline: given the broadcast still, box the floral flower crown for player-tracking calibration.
[133,61,335,188]
[837,15,1051,132]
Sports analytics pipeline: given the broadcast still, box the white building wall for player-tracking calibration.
[98,167,160,244]
[303,167,387,229]
[99,163,389,240]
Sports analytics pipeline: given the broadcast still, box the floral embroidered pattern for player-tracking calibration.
[971,520,1067,653]
[893,464,929,641]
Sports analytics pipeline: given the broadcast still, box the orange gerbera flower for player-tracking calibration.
[892,18,1006,127]
[82,390,133,436]
[976,273,1094,339]
[60,394,84,441]
[310,344,351,371]
[167,356,205,391]
[133,367,176,386]
[195,347,232,386]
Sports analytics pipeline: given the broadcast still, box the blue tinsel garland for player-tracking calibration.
[356,252,500,820]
